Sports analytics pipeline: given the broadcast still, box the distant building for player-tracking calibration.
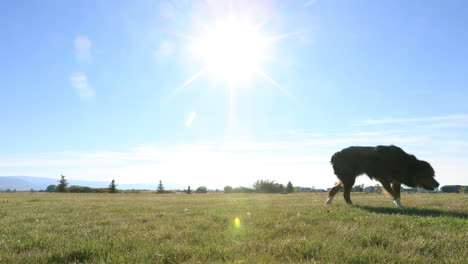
[296,187,312,192]
[402,187,438,193]
[440,185,467,193]
[364,186,383,193]
[402,188,418,193]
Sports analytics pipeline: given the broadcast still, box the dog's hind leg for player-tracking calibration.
[326,182,342,204]
[391,183,403,208]
[343,183,354,204]
[381,181,403,208]
[342,176,356,205]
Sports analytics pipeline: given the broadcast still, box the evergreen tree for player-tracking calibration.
[56,174,68,192]
[186,186,192,194]
[157,180,165,194]
[108,179,117,193]
[253,180,285,193]
[46,185,56,192]
[352,184,365,192]
[224,186,233,193]
[279,184,285,193]
[459,186,466,193]
[286,181,294,193]
[195,186,208,193]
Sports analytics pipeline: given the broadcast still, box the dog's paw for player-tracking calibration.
[393,198,403,208]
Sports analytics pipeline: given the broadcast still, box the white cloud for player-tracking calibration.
[74,36,92,64]
[185,112,196,127]
[1,135,467,189]
[2,114,468,189]
[70,72,95,101]
[0,142,332,188]
[159,2,175,20]
[285,129,322,137]
[159,41,173,56]
[304,0,318,8]
[362,114,468,126]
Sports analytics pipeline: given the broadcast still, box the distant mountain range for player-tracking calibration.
[0,176,176,191]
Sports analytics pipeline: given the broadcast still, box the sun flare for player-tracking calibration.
[169,13,297,106]
[192,18,266,82]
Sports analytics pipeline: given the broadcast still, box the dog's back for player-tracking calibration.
[330,146,376,176]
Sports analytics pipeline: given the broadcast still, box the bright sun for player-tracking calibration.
[169,14,295,102]
[192,18,266,83]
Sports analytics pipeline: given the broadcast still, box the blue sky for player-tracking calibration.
[1,0,468,189]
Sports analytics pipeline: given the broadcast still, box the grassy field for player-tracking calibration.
[0,192,466,263]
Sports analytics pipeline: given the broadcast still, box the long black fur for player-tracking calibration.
[330,145,437,189]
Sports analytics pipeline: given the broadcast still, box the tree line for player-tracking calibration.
[38,175,466,194]
[45,175,118,193]
[44,176,297,194]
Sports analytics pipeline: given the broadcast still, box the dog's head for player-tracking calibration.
[410,160,439,190]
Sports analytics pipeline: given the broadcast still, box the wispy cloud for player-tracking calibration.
[362,114,468,126]
[185,112,196,127]
[286,129,322,137]
[304,0,318,8]
[70,72,95,101]
[2,115,468,188]
[1,133,467,188]
[0,144,333,188]
[158,41,173,56]
[353,132,385,136]
[74,36,92,64]
[159,2,175,20]
[72,35,94,101]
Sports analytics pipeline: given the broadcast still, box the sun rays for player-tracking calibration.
[175,14,296,88]
[165,4,300,126]
[191,17,266,83]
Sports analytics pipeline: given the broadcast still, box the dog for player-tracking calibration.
[325,145,439,207]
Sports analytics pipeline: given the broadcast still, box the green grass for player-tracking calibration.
[0,192,466,263]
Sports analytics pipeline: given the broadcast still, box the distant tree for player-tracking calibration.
[108,179,117,193]
[46,185,56,192]
[441,185,462,193]
[278,184,285,193]
[286,181,294,193]
[157,180,165,194]
[195,186,208,193]
[232,186,254,193]
[30,189,35,192]
[5,189,12,193]
[69,186,95,193]
[56,174,68,192]
[253,180,285,193]
[459,186,466,194]
[224,186,233,193]
[186,186,192,194]
[352,184,365,192]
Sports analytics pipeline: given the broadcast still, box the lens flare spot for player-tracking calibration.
[234,217,241,228]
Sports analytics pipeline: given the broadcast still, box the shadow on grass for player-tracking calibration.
[355,205,468,219]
